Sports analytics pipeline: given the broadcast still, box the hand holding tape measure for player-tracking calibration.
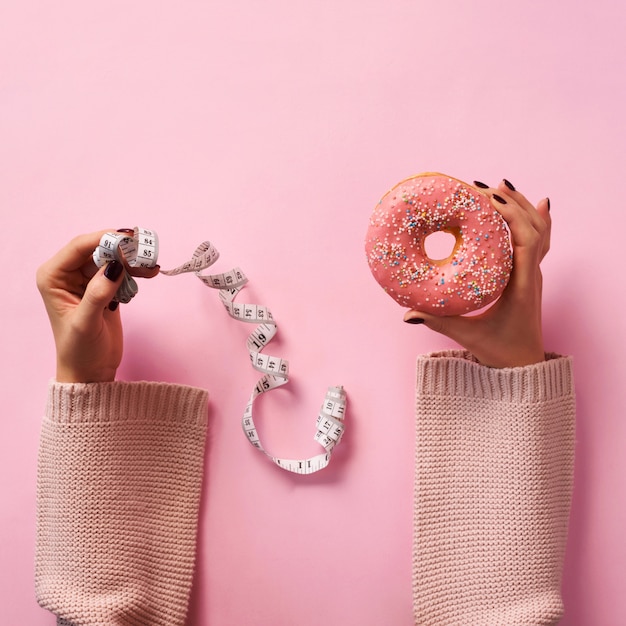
[92,227,347,474]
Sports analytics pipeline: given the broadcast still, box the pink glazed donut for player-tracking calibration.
[365,173,513,316]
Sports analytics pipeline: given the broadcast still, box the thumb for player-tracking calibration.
[76,260,125,326]
[403,309,476,345]
[403,309,448,333]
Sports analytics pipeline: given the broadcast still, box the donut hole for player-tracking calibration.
[424,229,459,263]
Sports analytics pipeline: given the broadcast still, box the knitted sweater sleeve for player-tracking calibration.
[35,380,209,626]
[412,351,575,626]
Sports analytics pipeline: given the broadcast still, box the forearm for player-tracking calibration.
[36,380,209,626]
[412,351,575,625]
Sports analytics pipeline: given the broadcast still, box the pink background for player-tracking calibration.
[1,1,625,623]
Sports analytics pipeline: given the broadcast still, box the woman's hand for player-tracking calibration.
[36,230,160,383]
[404,179,551,368]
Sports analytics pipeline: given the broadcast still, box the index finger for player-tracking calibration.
[495,181,549,234]
[47,230,116,273]
[44,229,162,281]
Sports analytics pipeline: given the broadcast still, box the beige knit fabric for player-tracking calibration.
[36,380,209,626]
[412,351,575,626]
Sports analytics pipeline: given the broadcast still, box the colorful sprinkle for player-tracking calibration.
[365,174,513,315]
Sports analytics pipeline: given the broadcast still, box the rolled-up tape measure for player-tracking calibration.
[93,228,347,474]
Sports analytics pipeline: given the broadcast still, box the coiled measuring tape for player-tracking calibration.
[93,227,347,474]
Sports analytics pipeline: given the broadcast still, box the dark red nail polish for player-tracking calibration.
[474,180,489,189]
[117,228,135,234]
[404,317,425,324]
[104,260,123,281]
[503,179,516,191]
[108,301,119,312]
[547,197,551,211]
[492,194,507,204]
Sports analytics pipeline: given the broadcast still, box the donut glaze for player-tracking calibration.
[365,173,512,316]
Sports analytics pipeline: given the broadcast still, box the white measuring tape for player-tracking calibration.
[93,227,347,474]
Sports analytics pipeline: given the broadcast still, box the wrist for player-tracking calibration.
[477,344,546,369]
[56,361,117,384]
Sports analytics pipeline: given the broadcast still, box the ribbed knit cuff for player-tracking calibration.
[416,350,574,403]
[45,379,209,427]
[37,380,209,626]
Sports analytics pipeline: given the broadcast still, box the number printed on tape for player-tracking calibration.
[93,228,347,474]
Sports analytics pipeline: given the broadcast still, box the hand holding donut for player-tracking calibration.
[404,180,551,368]
[36,230,160,383]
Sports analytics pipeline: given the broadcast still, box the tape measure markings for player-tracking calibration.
[93,229,346,474]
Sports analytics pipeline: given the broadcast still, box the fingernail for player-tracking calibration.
[546,197,551,212]
[503,179,516,191]
[104,260,124,281]
[108,301,119,312]
[117,228,135,234]
[492,193,507,204]
[474,180,489,189]
[404,317,425,324]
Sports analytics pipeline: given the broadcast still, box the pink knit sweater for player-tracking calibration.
[36,352,575,625]
[36,381,209,626]
[413,351,575,625]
